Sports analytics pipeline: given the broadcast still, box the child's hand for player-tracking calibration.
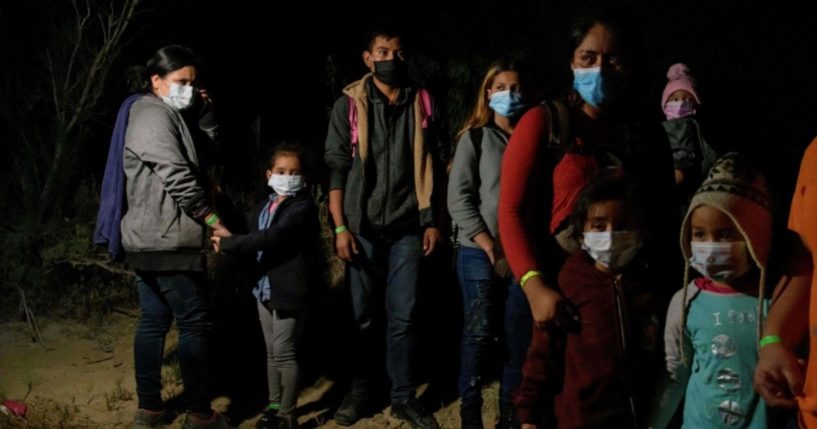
[335,230,359,262]
[754,342,803,409]
[210,236,221,252]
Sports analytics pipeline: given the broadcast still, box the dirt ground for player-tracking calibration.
[0,313,498,428]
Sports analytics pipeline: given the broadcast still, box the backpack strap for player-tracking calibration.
[418,88,432,129]
[348,88,430,159]
[468,126,483,161]
[542,99,570,152]
[347,96,358,158]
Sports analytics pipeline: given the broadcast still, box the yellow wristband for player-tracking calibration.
[334,225,348,235]
[520,270,543,288]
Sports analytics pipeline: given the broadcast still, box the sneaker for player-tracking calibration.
[276,413,299,429]
[494,404,515,429]
[391,398,440,429]
[334,388,369,426]
[255,409,278,429]
[133,409,166,429]
[181,411,235,429]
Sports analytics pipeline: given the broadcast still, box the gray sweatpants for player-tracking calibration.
[257,301,305,416]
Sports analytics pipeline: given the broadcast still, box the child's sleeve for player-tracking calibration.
[220,199,315,255]
[514,327,560,424]
[648,290,693,429]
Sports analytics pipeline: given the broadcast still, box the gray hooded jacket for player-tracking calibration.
[121,95,214,271]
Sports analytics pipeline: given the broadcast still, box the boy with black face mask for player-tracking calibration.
[324,28,444,429]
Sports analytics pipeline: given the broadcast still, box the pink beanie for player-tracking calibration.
[661,63,701,108]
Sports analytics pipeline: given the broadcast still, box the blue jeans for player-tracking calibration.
[134,271,213,413]
[457,246,532,412]
[347,232,423,403]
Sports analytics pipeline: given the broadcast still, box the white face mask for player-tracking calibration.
[268,174,305,196]
[161,82,195,110]
[582,231,641,269]
[689,241,751,282]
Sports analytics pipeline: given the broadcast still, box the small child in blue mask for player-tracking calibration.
[212,143,320,429]
[650,153,772,429]
[661,63,718,203]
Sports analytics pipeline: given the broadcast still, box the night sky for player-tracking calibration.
[3,0,817,216]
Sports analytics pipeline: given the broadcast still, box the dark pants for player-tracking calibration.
[347,232,423,403]
[457,246,532,413]
[134,271,213,413]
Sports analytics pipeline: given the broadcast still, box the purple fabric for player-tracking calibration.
[93,94,142,260]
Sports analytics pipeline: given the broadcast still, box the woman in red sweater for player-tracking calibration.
[497,9,676,332]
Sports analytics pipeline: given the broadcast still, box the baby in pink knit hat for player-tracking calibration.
[661,63,718,203]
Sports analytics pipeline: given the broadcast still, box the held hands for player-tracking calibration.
[210,236,221,252]
[423,227,441,256]
[753,342,804,409]
[524,275,577,331]
[211,220,232,238]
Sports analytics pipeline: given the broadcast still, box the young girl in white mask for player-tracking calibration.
[650,153,771,429]
[516,172,657,429]
[212,144,320,429]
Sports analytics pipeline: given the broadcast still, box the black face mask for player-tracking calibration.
[373,59,407,88]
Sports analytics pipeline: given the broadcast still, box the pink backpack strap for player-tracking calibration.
[347,96,358,157]
[418,89,432,129]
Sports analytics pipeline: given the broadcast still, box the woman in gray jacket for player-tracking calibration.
[447,59,530,429]
[122,45,233,429]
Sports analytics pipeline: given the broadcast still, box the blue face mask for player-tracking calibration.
[572,67,605,108]
[489,90,525,118]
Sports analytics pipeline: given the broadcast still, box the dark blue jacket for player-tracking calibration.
[220,192,321,311]
[93,94,142,260]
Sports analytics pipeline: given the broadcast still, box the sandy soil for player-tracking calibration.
[0,313,497,428]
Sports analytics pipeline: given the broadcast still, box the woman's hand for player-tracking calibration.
[210,236,221,252]
[472,231,496,264]
[521,424,537,429]
[211,221,232,238]
[754,342,804,409]
[523,276,576,330]
[335,230,359,262]
[423,227,441,256]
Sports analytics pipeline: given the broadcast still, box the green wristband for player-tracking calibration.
[759,335,783,348]
[519,270,543,288]
[334,225,348,235]
[205,213,219,226]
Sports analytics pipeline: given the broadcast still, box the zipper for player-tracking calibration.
[612,277,638,429]
[382,113,391,227]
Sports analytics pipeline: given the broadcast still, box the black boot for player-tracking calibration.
[495,404,516,429]
[460,404,483,429]
[334,386,369,426]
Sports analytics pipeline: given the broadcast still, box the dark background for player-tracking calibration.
[4,0,815,203]
[1,0,815,423]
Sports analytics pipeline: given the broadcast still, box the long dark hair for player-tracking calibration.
[566,9,632,65]
[126,45,200,93]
